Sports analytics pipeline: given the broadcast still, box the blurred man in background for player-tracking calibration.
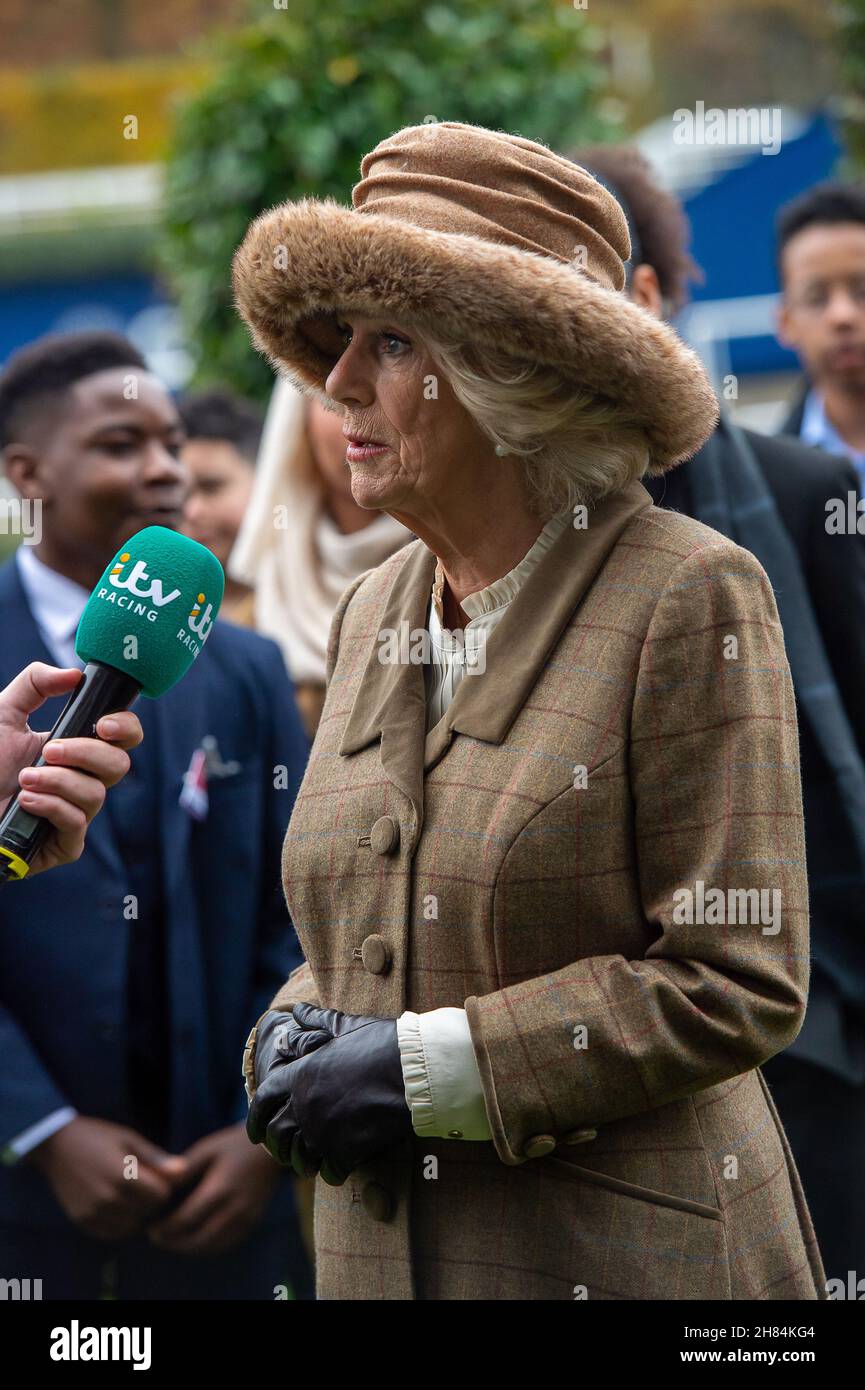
[0,331,313,1300]
[572,144,865,1283]
[776,182,865,493]
[179,387,262,623]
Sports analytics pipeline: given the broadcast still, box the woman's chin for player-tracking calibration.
[349,473,399,512]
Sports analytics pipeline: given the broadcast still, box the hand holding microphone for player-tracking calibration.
[0,526,224,883]
[0,663,143,877]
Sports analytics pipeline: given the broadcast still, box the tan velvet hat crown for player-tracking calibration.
[233,121,719,472]
[354,123,631,291]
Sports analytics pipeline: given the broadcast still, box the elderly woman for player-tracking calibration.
[234,122,825,1301]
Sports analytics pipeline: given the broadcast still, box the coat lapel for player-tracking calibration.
[339,539,434,832]
[339,481,653,833]
[154,651,211,898]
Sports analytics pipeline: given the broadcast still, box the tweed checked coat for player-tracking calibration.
[246,479,825,1301]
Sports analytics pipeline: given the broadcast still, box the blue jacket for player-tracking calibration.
[0,557,309,1226]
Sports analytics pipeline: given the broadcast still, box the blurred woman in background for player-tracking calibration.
[228,378,413,739]
[179,387,263,621]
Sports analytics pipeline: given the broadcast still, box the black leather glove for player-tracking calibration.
[248,1007,336,1181]
[252,1007,332,1084]
[247,1003,414,1185]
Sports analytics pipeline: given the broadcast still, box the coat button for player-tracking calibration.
[559,1127,597,1146]
[361,1181,394,1222]
[370,815,399,855]
[524,1134,557,1159]
[360,934,392,975]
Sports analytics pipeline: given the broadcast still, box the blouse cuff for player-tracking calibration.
[396,1007,492,1140]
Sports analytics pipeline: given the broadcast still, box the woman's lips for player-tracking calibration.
[345,440,389,462]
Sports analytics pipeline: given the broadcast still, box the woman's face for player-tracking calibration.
[323,315,487,518]
[180,438,254,569]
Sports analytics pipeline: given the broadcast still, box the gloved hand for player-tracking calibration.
[248,1007,335,1181]
[252,1007,332,1085]
[246,1003,414,1185]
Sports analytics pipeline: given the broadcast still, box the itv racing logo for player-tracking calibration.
[96,551,216,651]
[187,592,215,642]
[96,551,183,623]
[177,592,215,656]
[109,552,182,607]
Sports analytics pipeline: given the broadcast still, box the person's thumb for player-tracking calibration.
[2,664,81,724]
[131,1138,190,1185]
[292,1001,342,1037]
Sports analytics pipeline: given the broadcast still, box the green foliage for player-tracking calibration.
[836,0,865,173]
[160,0,618,401]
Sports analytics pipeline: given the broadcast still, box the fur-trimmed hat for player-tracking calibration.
[232,121,718,473]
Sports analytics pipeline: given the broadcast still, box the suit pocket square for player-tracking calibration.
[201,735,241,779]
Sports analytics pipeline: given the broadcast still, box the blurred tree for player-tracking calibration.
[836,0,865,172]
[92,0,129,59]
[160,0,618,400]
[598,0,838,126]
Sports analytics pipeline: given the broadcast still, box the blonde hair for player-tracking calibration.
[423,333,650,518]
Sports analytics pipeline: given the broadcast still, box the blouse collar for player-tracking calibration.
[432,511,572,625]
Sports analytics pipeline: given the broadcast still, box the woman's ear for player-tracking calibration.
[628,263,664,320]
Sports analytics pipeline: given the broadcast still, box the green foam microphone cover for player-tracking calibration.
[75,526,225,698]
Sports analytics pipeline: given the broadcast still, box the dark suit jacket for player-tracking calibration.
[745,429,865,763]
[647,422,865,1084]
[780,383,808,440]
[0,557,310,1227]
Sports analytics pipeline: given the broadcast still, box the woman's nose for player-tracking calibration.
[183,489,204,525]
[326,341,375,408]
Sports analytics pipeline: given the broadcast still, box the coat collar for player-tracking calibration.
[339,480,654,834]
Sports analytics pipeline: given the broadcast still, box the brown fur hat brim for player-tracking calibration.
[232,197,718,473]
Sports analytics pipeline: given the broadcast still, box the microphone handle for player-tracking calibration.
[0,662,141,883]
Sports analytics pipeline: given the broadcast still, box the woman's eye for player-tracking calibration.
[335,321,352,344]
[381,333,409,355]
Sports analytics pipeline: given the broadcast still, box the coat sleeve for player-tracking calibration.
[0,1003,73,1154]
[465,542,810,1166]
